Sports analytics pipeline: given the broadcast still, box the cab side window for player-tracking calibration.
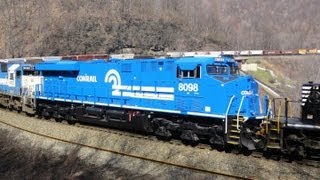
[177,65,201,78]
[1,63,7,72]
[16,71,21,78]
[9,73,14,80]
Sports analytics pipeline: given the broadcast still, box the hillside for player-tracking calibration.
[0,0,320,58]
[244,55,320,116]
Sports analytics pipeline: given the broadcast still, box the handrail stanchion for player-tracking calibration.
[277,101,282,133]
[265,98,272,135]
[285,98,289,126]
[225,95,235,134]
[236,95,245,131]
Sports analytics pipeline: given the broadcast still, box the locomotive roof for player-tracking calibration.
[35,56,237,71]
[111,56,236,63]
[36,60,80,71]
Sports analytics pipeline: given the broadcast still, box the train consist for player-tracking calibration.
[167,48,320,57]
[0,55,319,160]
[283,82,320,158]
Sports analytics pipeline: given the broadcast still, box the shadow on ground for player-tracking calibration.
[0,129,153,180]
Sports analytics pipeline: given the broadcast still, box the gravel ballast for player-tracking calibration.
[0,109,319,179]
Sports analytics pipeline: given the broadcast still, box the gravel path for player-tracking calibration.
[0,109,319,179]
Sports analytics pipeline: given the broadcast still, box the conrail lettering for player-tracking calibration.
[76,74,97,82]
[241,90,253,96]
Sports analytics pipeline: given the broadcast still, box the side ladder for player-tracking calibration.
[266,100,282,149]
[227,117,244,145]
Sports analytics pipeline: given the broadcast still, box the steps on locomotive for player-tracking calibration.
[266,118,281,149]
[226,117,243,145]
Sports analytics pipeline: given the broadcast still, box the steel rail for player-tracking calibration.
[0,118,253,180]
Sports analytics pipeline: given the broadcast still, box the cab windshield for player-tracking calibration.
[229,65,239,75]
[23,70,35,75]
[206,65,228,75]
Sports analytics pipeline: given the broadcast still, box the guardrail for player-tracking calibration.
[167,49,320,57]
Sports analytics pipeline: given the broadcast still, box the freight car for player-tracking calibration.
[61,54,109,61]
[263,50,281,55]
[280,50,299,55]
[0,56,269,150]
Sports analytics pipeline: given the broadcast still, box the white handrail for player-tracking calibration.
[237,95,246,130]
[225,95,235,134]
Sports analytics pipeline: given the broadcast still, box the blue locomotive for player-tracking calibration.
[0,59,41,113]
[33,56,267,149]
[2,55,320,159]
[0,56,268,150]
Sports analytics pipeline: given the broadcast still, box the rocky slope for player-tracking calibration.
[247,55,320,100]
[1,0,319,58]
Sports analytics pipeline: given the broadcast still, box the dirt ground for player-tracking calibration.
[0,128,159,180]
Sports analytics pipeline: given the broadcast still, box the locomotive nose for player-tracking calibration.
[247,76,258,93]
[237,76,264,118]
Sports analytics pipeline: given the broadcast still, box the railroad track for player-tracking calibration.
[0,108,319,173]
[45,119,320,168]
[74,123,213,150]
[0,108,254,179]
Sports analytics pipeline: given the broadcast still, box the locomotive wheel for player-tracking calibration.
[224,144,233,153]
[264,150,281,161]
[263,151,271,159]
[67,121,75,125]
[44,116,51,120]
[16,107,22,113]
[213,145,225,152]
[180,130,199,144]
[25,112,35,117]
[55,118,62,123]
[241,147,253,156]
[155,126,172,140]
[182,140,199,147]
[67,116,76,125]
[67,117,76,125]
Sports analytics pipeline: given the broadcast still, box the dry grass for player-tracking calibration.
[248,56,320,101]
[0,129,150,180]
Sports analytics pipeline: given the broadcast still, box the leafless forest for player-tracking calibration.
[0,0,319,58]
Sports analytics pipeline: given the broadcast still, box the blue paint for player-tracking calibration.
[34,56,266,120]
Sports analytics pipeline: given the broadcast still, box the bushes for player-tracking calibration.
[0,0,319,57]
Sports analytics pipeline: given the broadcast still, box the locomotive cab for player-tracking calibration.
[203,56,265,120]
[0,61,24,96]
[206,59,240,78]
[201,56,267,150]
[0,59,41,112]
